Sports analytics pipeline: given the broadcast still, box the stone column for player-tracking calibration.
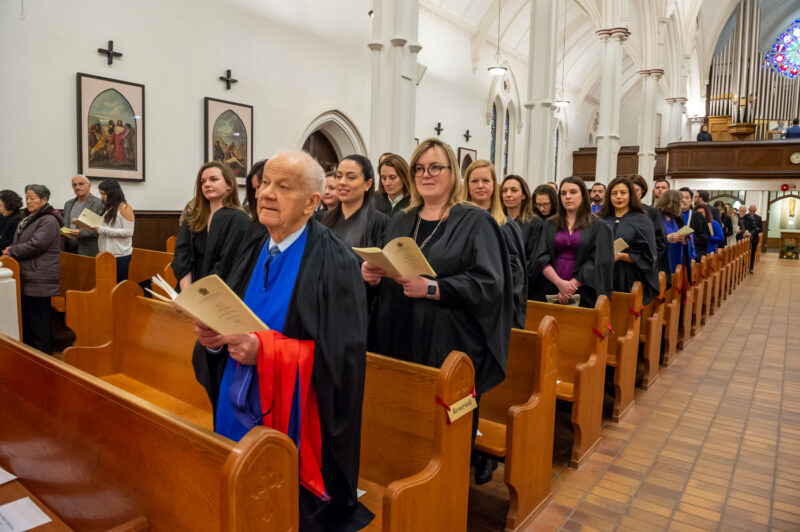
[637,69,663,192]
[522,0,558,186]
[594,27,630,184]
[665,97,687,143]
[368,0,420,162]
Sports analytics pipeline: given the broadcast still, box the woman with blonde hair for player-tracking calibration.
[374,154,412,216]
[463,160,526,329]
[173,161,250,291]
[362,138,513,482]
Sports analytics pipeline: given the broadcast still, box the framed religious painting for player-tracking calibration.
[77,73,145,181]
[457,147,477,178]
[204,97,253,186]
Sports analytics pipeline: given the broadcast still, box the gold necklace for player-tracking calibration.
[413,215,444,250]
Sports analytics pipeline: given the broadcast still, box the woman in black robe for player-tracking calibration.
[363,140,512,395]
[597,176,660,305]
[374,154,412,216]
[173,161,250,291]
[629,174,671,289]
[532,184,558,218]
[502,175,543,300]
[532,176,613,309]
[319,154,388,248]
[463,160,527,329]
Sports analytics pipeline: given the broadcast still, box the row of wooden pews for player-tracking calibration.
[0,236,757,531]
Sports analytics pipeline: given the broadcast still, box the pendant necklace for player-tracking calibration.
[413,215,443,250]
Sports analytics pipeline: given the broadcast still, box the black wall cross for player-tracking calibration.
[219,69,238,90]
[434,122,443,135]
[98,40,122,65]
[464,130,471,142]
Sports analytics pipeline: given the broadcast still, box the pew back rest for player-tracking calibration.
[525,297,610,385]
[0,334,298,532]
[64,251,117,347]
[609,282,643,354]
[58,251,95,296]
[165,235,177,254]
[480,320,558,425]
[128,247,174,285]
[359,351,474,489]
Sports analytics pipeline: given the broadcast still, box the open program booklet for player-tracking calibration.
[545,294,581,306]
[353,237,437,278]
[71,208,104,230]
[148,274,268,335]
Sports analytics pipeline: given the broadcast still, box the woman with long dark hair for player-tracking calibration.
[502,175,543,301]
[242,159,267,222]
[532,184,558,218]
[173,162,250,292]
[597,176,659,304]
[95,179,134,282]
[0,189,23,251]
[532,176,613,308]
[319,154,388,247]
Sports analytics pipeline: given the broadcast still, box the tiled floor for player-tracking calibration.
[468,253,800,532]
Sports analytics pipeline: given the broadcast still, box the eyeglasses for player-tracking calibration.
[535,202,551,209]
[414,164,451,177]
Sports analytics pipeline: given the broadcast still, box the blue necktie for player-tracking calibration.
[263,244,281,289]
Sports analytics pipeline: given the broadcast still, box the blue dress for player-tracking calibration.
[664,217,682,273]
[215,226,309,441]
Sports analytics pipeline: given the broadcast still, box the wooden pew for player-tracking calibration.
[166,235,177,253]
[526,297,610,467]
[64,281,213,428]
[51,252,97,312]
[678,263,695,349]
[0,334,298,531]
[66,281,475,531]
[607,283,643,421]
[639,273,666,389]
[707,251,721,316]
[359,351,474,532]
[128,247,178,289]
[0,256,23,340]
[475,319,558,531]
[690,259,705,336]
[662,267,682,364]
[64,251,117,347]
[700,254,714,324]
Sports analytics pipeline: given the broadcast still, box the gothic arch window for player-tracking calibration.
[486,68,521,176]
[503,109,510,176]
[554,125,560,179]
[490,102,498,164]
[767,18,800,78]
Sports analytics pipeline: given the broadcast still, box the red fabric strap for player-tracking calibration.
[628,307,642,318]
[592,322,614,340]
[656,296,666,304]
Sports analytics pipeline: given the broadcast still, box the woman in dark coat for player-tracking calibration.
[0,189,23,251]
[597,176,660,305]
[502,175,543,300]
[173,162,250,291]
[532,176,614,309]
[2,185,61,354]
[374,154,412,216]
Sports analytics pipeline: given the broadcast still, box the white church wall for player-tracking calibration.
[0,0,372,210]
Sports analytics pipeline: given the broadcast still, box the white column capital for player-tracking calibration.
[596,27,630,42]
[367,42,384,52]
[408,43,423,54]
[390,37,407,47]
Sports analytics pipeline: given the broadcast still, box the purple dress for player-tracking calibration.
[554,228,581,280]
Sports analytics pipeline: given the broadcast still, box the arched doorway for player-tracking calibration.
[766,190,800,249]
[302,131,338,172]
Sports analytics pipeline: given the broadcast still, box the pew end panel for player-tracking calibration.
[51,252,96,312]
[359,351,474,532]
[477,318,559,531]
[662,267,682,365]
[0,256,23,340]
[165,235,177,254]
[526,297,609,468]
[690,259,704,337]
[1,334,298,531]
[221,426,299,532]
[639,272,666,389]
[607,283,643,422]
[128,247,175,285]
[64,251,117,347]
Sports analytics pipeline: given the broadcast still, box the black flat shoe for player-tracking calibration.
[474,455,496,485]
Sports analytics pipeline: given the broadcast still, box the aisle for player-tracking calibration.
[468,253,800,532]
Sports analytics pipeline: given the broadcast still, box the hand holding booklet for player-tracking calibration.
[71,208,104,231]
[546,294,581,306]
[148,274,268,336]
[675,225,694,237]
[613,238,629,255]
[353,237,437,278]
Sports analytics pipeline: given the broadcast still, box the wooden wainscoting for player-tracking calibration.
[133,211,181,251]
[572,146,667,182]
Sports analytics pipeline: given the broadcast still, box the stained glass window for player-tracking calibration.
[490,103,497,164]
[766,18,800,78]
[554,126,560,179]
[503,109,510,176]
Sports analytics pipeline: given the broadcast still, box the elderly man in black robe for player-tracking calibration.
[193,151,373,531]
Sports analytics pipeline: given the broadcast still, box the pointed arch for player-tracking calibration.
[296,109,367,159]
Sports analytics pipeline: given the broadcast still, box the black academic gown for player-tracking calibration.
[684,209,710,259]
[172,207,250,285]
[192,218,373,532]
[369,204,513,395]
[644,205,671,289]
[502,216,528,329]
[317,203,388,248]
[517,216,544,300]
[373,194,410,217]
[601,211,660,305]
[532,218,614,309]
